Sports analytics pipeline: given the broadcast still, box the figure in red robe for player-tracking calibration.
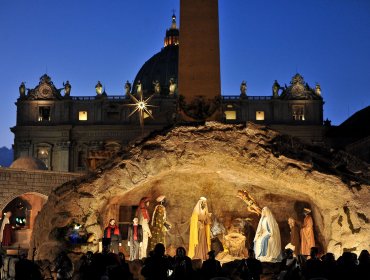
[1,211,13,246]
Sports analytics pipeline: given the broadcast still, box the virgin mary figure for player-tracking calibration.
[188,197,211,261]
[253,207,281,262]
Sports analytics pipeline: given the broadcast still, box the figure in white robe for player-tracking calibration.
[254,207,281,262]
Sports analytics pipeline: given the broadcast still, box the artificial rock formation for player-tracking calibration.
[31,122,370,261]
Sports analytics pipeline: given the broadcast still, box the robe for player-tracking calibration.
[254,209,281,262]
[290,224,301,256]
[0,217,12,246]
[137,203,151,259]
[300,215,315,256]
[148,204,166,252]
[188,211,211,260]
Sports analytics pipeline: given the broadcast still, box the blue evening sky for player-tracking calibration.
[0,0,369,148]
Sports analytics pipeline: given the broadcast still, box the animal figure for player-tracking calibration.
[210,216,226,238]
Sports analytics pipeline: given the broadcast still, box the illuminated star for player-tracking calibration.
[126,92,156,129]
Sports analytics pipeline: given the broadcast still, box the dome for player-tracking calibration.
[10,156,47,170]
[133,45,178,95]
[132,14,179,96]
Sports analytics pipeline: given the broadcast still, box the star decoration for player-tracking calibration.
[126,92,156,129]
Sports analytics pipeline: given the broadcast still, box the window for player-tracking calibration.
[119,205,138,240]
[79,111,88,121]
[292,105,305,121]
[77,151,85,168]
[225,111,237,120]
[37,148,49,168]
[38,106,51,121]
[107,112,120,121]
[256,111,265,121]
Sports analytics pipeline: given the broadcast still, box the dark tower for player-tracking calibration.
[179,0,221,121]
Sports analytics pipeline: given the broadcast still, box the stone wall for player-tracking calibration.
[31,122,370,262]
[0,168,82,210]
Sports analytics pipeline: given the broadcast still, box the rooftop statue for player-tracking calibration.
[39,74,52,85]
[124,80,132,95]
[19,82,26,97]
[153,80,161,95]
[136,80,143,95]
[240,81,247,97]
[315,83,321,96]
[95,81,103,95]
[169,78,177,96]
[63,81,71,96]
[272,80,281,98]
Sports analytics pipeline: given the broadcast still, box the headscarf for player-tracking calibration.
[105,219,120,238]
[254,207,281,261]
[188,198,211,258]
[137,197,150,221]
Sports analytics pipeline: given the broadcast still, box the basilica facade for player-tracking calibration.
[11,15,324,172]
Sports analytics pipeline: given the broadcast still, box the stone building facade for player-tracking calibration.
[12,72,324,173]
[0,157,81,249]
[11,15,324,173]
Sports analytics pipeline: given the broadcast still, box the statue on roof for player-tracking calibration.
[63,81,71,96]
[153,80,161,95]
[315,83,321,96]
[124,80,132,95]
[136,80,143,95]
[39,74,52,85]
[272,80,281,98]
[291,73,304,85]
[95,81,103,95]
[240,81,247,97]
[19,82,26,97]
[169,78,177,96]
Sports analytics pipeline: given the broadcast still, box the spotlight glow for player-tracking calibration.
[126,92,156,129]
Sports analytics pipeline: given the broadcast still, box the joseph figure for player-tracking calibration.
[188,197,212,261]
[300,208,315,256]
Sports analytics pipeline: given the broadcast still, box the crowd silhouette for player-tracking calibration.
[3,244,369,279]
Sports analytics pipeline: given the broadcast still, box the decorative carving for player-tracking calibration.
[179,95,221,120]
[38,84,53,98]
[55,141,71,150]
[279,73,322,100]
[25,74,62,100]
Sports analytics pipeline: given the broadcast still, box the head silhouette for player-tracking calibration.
[154,243,165,257]
[176,247,186,257]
